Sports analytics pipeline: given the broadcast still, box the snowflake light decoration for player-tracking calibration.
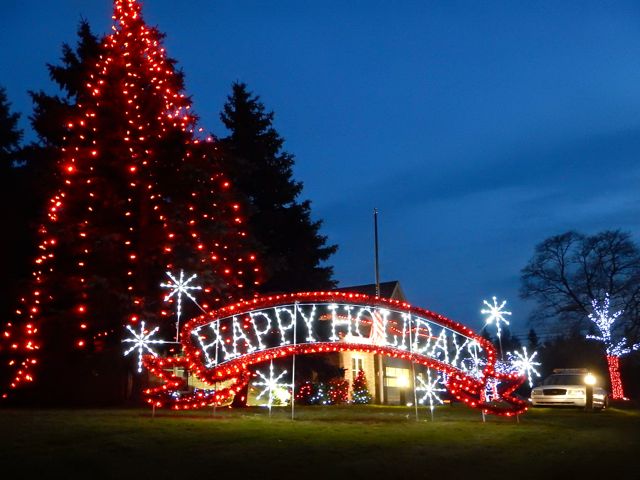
[254,362,291,411]
[160,269,202,340]
[507,347,541,387]
[416,369,446,412]
[123,321,170,373]
[481,296,512,339]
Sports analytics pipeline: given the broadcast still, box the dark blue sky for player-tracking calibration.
[2,1,640,337]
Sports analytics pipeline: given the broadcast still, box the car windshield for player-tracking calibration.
[543,374,585,386]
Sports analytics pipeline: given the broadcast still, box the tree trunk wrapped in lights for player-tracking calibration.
[1,0,260,403]
[606,355,624,400]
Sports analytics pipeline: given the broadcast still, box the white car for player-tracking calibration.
[530,369,608,409]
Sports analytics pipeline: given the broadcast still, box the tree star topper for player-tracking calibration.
[160,270,202,339]
[123,321,170,373]
[481,296,512,339]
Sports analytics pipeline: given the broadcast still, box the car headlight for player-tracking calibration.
[567,389,585,396]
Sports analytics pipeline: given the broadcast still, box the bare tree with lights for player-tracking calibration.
[521,230,640,339]
[587,294,640,400]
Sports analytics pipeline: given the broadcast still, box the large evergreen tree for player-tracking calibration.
[1,25,101,361]
[0,86,26,325]
[29,21,101,148]
[0,86,24,214]
[25,20,101,205]
[0,87,22,170]
[219,82,337,294]
[1,0,260,404]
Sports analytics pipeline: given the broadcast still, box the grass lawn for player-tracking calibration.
[1,404,639,479]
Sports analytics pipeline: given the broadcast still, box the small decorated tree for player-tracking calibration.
[295,381,314,405]
[312,383,330,405]
[327,378,349,405]
[351,370,372,404]
[295,381,330,405]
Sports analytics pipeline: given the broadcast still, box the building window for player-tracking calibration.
[385,367,410,388]
[352,356,364,381]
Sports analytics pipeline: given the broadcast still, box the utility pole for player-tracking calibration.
[374,208,381,296]
[373,208,384,404]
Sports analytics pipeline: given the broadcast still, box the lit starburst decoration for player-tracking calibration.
[481,296,512,339]
[160,270,202,340]
[416,369,446,412]
[122,321,169,373]
[254,362,290,411]
[507,347,541,387]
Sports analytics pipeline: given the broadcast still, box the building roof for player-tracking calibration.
[333,281,407,302]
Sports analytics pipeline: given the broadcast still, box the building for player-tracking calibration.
[333,281,416,405]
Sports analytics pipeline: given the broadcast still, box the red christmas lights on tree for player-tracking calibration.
[1,0,260,401]
[327,378,349,404]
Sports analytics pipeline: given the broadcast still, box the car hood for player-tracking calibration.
[535,385,606,393]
